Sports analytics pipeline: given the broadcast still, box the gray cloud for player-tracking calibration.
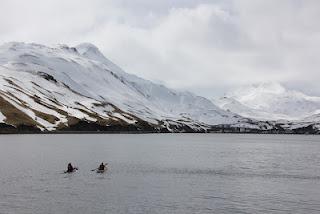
[0,0,320,97]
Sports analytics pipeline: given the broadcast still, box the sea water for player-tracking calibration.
[0,134,320,214]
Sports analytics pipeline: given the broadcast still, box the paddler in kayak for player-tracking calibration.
[91,162,108,172]
[66,163,77,173]
[98,162,107,171]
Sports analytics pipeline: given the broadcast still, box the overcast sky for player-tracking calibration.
[0,0,320,97]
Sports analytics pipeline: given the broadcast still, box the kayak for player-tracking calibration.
[96,168,107,173]
[64,168,78,173]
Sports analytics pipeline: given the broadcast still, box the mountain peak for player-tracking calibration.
[227,82,286,100]
[76,43,103,56]
[76,43,100,54]
[75,43,107,62]
[252,82,286,94]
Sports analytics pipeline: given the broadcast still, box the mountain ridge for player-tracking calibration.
[0,42,319,134]
[0,42,270,133]
[214,82,320,121]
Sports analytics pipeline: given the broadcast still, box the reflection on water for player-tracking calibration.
[0,134,320,214]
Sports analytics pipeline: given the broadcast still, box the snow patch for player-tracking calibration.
[112,113,136,124]
[0,111,6,123]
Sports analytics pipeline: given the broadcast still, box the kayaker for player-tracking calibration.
[98,162,106,171]
[67,163,75,173]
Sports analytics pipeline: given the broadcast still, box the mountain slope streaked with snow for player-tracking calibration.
[0,42,267,133]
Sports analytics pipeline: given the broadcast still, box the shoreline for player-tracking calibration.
[0,131,318,135]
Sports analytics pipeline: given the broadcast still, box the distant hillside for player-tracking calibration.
[0,42,278,134]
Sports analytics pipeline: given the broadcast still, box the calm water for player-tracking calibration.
[0,134,320,214]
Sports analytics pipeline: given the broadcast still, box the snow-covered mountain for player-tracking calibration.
[0,42,271,133]
[214,82,320,121]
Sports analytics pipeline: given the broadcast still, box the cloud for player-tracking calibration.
[0,0,320,97]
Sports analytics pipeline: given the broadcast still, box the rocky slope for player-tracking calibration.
[0,42,276,133]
